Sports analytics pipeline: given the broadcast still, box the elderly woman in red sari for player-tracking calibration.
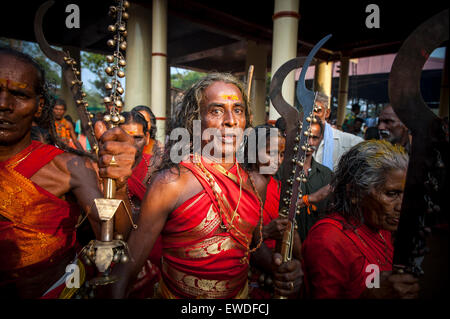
[302,140,420,299]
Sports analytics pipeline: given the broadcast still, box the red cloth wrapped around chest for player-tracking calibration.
[159,157,261,298]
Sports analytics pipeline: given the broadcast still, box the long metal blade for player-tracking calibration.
[297,34,332,112]
[389,9,449,274]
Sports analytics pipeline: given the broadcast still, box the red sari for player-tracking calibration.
[248,176,281,299]
[302,213,394,299]
[127,153,163,298]
[0,141,79,295]
[127,153,152,200]
[262,176,280,250]
[159,156,261,299]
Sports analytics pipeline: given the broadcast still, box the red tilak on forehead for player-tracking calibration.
[0,78,28,89]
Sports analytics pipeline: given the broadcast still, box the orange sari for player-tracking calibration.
[159,156,261,298]
[0,141,79,289]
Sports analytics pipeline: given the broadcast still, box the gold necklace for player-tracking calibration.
[193,154,264,263]
[194,153,242,230]
[5,143,45,168]
[230,160,243,226]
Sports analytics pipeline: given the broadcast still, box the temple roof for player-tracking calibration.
[1,0,448,73]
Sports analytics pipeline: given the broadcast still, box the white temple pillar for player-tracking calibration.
[151,0,168,142]
[314,60,333,106]
[269,0,300,122]
[124,3,152,111]
[336,56,350,128]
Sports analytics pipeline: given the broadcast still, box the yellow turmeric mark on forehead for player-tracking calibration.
[125,130,137,135]
[0,78,28,89]
[220,94,239,101]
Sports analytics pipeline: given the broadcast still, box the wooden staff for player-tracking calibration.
[246,64,254,98]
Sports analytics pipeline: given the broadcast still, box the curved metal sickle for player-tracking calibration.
[269,57,305,124]
[389,9,449,271]
[33,0,100,159]
[34,0,65,66]
[297,34,332,113]
[389,10,448,134]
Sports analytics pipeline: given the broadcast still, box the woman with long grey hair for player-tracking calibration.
[301,140,420,299]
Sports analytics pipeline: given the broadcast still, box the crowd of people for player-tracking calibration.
[0,45,430,300]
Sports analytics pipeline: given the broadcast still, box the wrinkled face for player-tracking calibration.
[257,135,285,175]
[0,54,43,146]
[53,104,66,120]
[362,169,406,232]
[199,81,246,161]
[378,106,408,145]
[120,122,148,161]
[306,123,323,156]
[313,101,330,123]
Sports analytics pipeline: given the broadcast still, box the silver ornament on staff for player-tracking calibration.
[81,0,133,288]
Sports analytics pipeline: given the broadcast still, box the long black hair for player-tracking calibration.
[132,105,157,140]
[120,110,149,133]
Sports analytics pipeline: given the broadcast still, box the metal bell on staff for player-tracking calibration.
[82,0,132,287]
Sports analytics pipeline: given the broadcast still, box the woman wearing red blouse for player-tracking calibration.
[302,140,420,299]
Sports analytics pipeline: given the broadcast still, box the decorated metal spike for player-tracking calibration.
[62,52,99,155]
[104,0,129,121]
[80,0,132,289]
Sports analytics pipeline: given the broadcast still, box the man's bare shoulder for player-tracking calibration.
[149,165,197,189]
[146,165,203,210]
[50,151,95,174]
[29,151,98,198]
